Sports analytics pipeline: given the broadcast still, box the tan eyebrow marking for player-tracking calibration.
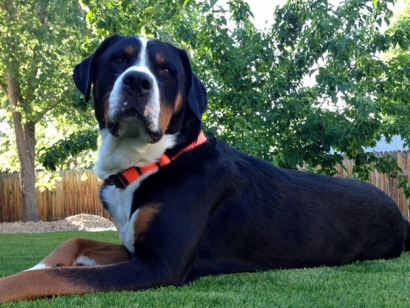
[124,46,134,55]
[156,54,165,65]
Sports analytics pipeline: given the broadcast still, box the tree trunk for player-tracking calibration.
[2,0,43,222]
[7,72,40,222]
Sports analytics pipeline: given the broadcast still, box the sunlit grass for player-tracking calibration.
[1,231,410,307]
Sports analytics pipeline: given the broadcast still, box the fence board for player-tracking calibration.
[1,151,410,222]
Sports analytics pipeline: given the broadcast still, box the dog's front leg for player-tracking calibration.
[0,257,171,302]
[0,238,132,302]
[0,268,92,302]
[26,238,132,270]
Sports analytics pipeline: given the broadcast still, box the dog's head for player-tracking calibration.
[73,34,207,144]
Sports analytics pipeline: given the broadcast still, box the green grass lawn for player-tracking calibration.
[1,231,410,307]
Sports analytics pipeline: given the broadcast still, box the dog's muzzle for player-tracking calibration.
[108,70,161,142]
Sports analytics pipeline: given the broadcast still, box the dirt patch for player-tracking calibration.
[0,214,116,234]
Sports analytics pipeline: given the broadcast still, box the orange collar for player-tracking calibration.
[105,131,207,188]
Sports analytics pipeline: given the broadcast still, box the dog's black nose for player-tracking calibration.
[149,130,162,142]
[122,71,153,94]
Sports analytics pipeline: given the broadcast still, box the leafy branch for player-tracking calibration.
[38,129,99,171]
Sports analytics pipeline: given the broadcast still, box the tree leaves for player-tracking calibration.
[7,0,408,192]
[38,130,98,171]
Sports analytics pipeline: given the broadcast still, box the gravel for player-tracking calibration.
[0,214,116,234]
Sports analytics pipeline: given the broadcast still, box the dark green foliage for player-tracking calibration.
[38,130,98,171]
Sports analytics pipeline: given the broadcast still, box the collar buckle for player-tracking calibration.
[106,173,128,189]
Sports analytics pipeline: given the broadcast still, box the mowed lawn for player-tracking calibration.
[1,231,410,307]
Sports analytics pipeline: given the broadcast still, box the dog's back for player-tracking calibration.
[181,138,409,281]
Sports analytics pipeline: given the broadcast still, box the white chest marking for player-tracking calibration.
[101,172,156,254]
[95,130,177,180]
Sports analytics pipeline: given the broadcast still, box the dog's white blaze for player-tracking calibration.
[139,37,148,64]
[24,263,49,271]
[74,255,97,266]
[100,172,155,254]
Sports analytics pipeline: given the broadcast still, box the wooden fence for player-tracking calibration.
[0,170,110,222]
[0,151,409,222]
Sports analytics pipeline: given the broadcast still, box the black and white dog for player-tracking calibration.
[1,34,409,302]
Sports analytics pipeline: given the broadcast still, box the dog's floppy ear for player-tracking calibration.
[178,48,208,121]
[73,34,123,102]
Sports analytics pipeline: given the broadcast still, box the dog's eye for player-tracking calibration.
[113,57,124,65]
[160,68,171,75]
